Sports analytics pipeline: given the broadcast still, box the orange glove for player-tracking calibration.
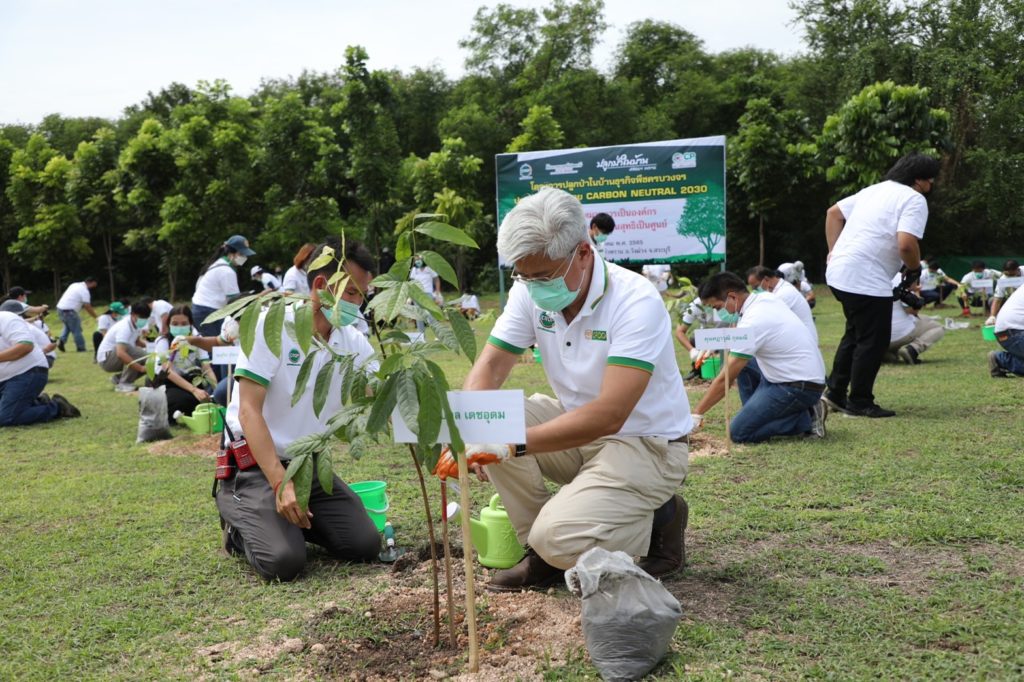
[432,443,515,480]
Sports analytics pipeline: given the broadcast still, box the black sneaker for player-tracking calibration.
[847,403,896,418]
[51,394,82,418]
[898,345,920,365]
[821,391,853,415]
[57,338,65,352]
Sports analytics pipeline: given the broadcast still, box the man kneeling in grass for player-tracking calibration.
[692,272,828,442]
[216,237,380,581]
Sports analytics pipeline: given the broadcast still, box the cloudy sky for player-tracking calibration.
[0,0,805,124]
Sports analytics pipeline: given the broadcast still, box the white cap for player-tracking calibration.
[250,265,262,277]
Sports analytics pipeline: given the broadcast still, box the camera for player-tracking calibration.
[893,284,924,310]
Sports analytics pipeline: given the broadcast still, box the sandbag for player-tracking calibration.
[137,385,172,443]
[566,547,682,682]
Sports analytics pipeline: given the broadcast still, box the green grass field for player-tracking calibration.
[2,291,1022,680]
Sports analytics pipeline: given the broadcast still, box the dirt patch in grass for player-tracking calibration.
[689,432,730,459]
[311,559,582,681]
[147,433,219,458]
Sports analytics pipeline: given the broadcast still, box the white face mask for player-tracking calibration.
[230,254,248,267]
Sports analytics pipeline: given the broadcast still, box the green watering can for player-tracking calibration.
[469,494,526,569]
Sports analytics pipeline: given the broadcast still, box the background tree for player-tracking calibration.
[676,193,726,261]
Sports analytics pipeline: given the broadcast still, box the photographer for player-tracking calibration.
[823,152,939,418]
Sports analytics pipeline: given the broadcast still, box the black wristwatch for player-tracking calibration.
[514,443,527,458]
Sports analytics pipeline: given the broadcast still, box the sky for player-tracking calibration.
[0,0,806,124]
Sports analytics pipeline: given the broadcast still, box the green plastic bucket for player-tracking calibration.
[700,355,722,380]
[982,325,997,341]
[351,480,389,531]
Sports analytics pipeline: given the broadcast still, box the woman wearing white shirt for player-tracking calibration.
[281,243,315,295]
[192,233,255,336]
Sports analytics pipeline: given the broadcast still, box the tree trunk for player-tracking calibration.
[52,269,61,302]
[758,214,765,266]
[1,257,10,297]
[103,233,116,300]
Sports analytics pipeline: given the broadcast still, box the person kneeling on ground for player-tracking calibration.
[434,187,692,591]
[96,301,152,392]
[886,293,944,365]
[988,284,1024,378]
[691,272,828,443]
[155,305,218,423]
[216,237,381,582]
[0,305,79,424]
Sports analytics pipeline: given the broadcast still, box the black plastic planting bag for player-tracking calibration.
[137,386,172,443]
[566,547,682,682]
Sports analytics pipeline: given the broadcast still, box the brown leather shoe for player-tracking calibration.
[485,548,564,593]
[638,495,688,579]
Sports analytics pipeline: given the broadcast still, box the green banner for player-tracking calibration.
[495,136,726,264]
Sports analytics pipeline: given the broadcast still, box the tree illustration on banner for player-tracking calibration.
[676,192,725,260]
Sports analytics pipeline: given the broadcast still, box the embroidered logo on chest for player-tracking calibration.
[539,311,555,329]
[585,329,607,341]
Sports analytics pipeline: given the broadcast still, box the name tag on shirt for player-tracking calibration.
[212,346,241,365]
[998,277,1022,291]
[392,389,525,444]
[695,328,757,350]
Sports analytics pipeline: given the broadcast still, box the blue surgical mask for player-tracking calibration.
[325,299,361,328]
[169,325,191,337]
[594,234,608,245]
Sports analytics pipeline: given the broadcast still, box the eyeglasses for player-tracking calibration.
[510,246,580,284]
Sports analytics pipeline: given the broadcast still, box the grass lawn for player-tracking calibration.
[2,290,1022,680]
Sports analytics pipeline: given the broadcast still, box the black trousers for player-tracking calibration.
[827,287,893,408]
[216,464,380,581]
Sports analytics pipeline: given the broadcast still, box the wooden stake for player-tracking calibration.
[440,480,457,647]
[456,451,479,673]
[722,351,732,452]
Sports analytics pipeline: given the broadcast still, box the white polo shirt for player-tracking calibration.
[228,307,379,458]
[766,279,817,342]
[919,267,947,291]
[0,312,48,382]
[97,313,118,333]
[96,316,142,363]
[731,293,825,384]
[56,281,92,312]
[488,258,692,439]
[890,302,917,342]
[147,299,174,331]
[258,272,281,291]
[994,286,1024,333]
[409,266,438,294]
[281,266,309,295]
[826,180,928,297]
[192,260,240,309]
[961,269,1001,286]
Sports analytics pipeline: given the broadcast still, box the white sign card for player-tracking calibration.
[694,327,756,350]
[997,277,1023,291]
[392,389,525,445]
[211,345,241,365]
[969,279,994,292]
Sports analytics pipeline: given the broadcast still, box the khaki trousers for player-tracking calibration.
[99,344,147,384]
[889,315,945,356]
[485,393,689,570]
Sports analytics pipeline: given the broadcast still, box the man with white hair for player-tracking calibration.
[434,187,692,589]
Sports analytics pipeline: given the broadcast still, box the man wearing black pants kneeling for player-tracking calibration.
[823,152,940,417]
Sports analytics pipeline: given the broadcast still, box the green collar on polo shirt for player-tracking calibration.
[582,258,610,316]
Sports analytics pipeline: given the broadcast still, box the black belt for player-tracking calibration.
[778,381,826,392]
[669,434,690,444]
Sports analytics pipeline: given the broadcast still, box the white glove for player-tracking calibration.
[690,413,704,432]
[689,348,700,362]
[219,316,240,343]
[985,316,996,326]
[170,335,189,352]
